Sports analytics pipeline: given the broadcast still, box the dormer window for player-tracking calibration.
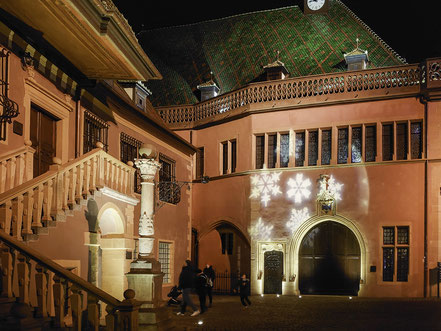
[197,72,220,102]
[263,51,289,81]
[344,38,369,71]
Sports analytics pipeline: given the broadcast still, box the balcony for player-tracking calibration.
[156,60,441,130]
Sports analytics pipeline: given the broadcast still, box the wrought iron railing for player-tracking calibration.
[0,47,19,141]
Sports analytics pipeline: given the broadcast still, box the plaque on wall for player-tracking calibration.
[264,250,283,294]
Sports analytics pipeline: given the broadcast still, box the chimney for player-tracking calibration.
[263,50,289,81]
[197,72,220,101]
[344,38,369,71]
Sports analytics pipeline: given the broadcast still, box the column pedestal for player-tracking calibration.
[127,259,172,330]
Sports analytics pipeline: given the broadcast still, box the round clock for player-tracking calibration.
[307,0,325,11]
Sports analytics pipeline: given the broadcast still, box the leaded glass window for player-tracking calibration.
[308,130,318,166]
[365,125,376,162]
[280,133,290,167]
[411,122,422,159]
[159,242,172,284]
[382,124,394,161]
[196,147,204,178]
[295,132,305,167]
[396,122,408,160]
[397,248,409,282]
[268,134,277,168]
[351,127,362,163]
[231,140,237,173]
[397,226,409,245]
[222,141,228,174]
[256,135,265,169]
[383,247,394,282]
[321,129,331,165]
[383,227,395,245]
[338,128,348,164]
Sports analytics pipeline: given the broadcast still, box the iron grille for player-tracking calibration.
[120,132,142,193]
[158,181,181,205]
[0,47,19,141]
[83,110,109,153]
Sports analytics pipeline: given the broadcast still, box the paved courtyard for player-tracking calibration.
[166,294,441,331]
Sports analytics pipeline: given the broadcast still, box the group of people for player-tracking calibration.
[176,260,216,317]
[175,260,251,317]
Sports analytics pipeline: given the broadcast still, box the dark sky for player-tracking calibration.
[113,0,441,64]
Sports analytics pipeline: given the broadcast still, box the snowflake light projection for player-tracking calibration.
[317,175,343,201]
[249,172,282,206]
[248,217,274,241]
[287,173,311,203]
[286,207,310,234]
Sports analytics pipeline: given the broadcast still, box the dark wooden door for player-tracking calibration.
[264,250,283,294]
[299,221,360,295]
[30,105,57,177]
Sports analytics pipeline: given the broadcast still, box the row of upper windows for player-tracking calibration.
[256,121,423,170]
[195,120,423,178]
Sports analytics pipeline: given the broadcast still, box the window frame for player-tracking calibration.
[158,240,174,285]
[382,226,410,283]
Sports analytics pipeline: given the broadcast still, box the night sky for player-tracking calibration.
[113,0,441,64]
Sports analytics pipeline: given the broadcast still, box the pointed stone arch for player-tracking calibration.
[286,214,367,296]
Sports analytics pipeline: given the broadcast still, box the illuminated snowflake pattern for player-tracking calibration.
[317,175,343,201]
[287,173,311,203]
[286,207,310,234]
[250,172,282,206]
[248,217,273,241]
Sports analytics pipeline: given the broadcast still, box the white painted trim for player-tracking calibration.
[100,186,139,205]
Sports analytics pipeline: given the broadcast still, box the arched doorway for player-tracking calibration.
[299,221,360,295]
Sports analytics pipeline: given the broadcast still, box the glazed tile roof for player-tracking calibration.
[139,0,405,107]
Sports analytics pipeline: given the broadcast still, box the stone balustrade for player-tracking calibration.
[0,146,136,241]
[0,230,141,330]
[157,62,424,129]
[0,141,35,194]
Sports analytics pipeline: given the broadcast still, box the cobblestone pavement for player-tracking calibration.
[166,294,441,331]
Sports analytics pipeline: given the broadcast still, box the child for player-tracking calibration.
[238,274,251,307]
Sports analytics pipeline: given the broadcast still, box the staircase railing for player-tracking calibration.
[0,145,136,241]
[0,141,35,194]
[0,230,140,330]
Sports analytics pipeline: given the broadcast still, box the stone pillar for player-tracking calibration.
[127,152,171,330]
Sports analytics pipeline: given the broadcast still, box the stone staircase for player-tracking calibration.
[0,145,136,242]
[0,230,140,330]
[0,144,140,330]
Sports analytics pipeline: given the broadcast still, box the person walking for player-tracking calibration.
[203,264,215,307]
[237,273,251,307]
[177,260,200,316]
[195,269,208,314]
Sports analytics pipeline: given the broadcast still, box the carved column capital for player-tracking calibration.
[134,158,161,182]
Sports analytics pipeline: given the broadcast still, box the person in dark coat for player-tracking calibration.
[195,269,208,314]
[203,264,215,307]
[237,273,251,307]
[177,260,200,316]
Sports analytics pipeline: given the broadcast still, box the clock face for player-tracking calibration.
[307,0,325,11]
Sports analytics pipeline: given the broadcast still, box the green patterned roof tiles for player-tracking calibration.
[140,0,405,107]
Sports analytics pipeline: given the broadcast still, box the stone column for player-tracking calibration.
[127,152,170,329]
[134,158,161,260]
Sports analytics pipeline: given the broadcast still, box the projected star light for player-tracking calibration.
[287,173,311,203]
[286,207,310,233]
[250,172,282,206]
[248,217,274,241]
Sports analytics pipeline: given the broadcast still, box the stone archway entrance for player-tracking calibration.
[299,221,360,295]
